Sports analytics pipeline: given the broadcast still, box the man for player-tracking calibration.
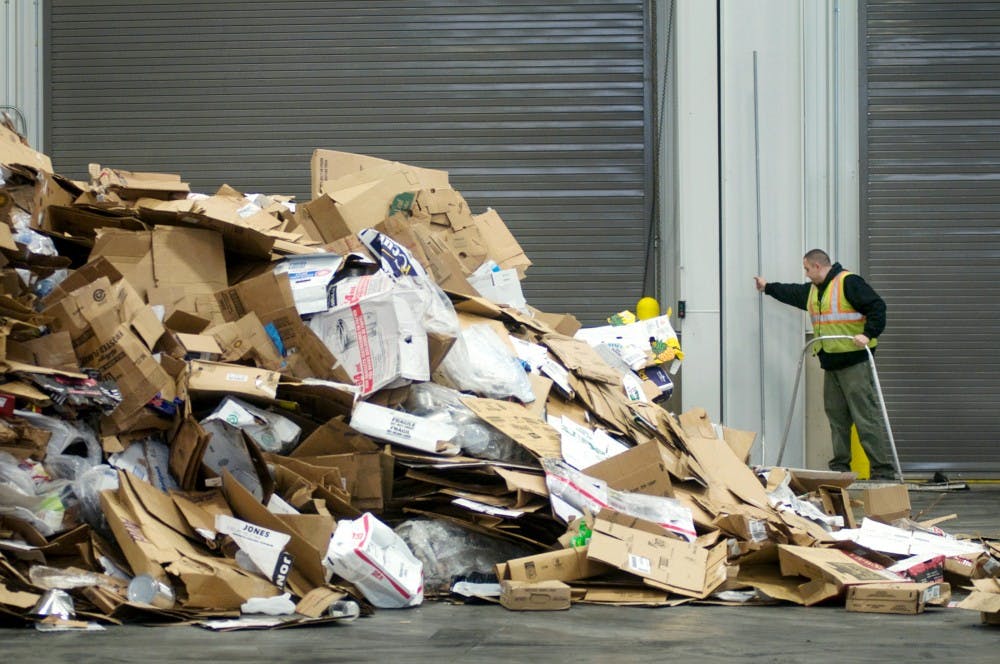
[754,249,896,480]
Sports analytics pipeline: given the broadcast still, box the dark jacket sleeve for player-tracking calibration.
[763,282,812,311]
[843,274,886,338]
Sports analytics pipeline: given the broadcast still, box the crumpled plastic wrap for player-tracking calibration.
[403,382,534,464]
[0,452,77,536]
[72,464,119,534]
[15,410,102,469]
[437,324,535,403]
[395,519,535,593]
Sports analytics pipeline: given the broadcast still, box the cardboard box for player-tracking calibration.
[500,580,571,611]
[583,441,674,498]
[42,276,174,428]
[957,579,1000,622]
[473,208,531,278]
[214,271,343,381]
[496,546,612,584]
[846,582,950,615]
[89,164,190,200]
[89,227,227,311]
[186,360,280,400]
[819,485,857,529]
[586,515,728,599]
[778,545,903,591]
[863,484,911,523]
[311,149,448,201]
[0,120,53,172]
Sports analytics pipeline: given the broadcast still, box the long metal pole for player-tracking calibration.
[753,51,766,462]
[776,335,902,481]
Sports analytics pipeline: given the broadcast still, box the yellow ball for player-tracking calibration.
[636,297,660,321]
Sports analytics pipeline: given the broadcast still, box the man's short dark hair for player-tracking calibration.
[804,249,831,266]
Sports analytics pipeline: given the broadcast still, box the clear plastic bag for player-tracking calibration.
[15,410,102,467]
[11,214,58,256]
[29,565,119,591]
[73,464,119,533]
[541,458,697,542]
[437,324,535,403]
[394,519,535,593]
[0,452,76,536]
[403,382,533,464]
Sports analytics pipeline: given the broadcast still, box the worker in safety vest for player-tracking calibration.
[754,249,896,480]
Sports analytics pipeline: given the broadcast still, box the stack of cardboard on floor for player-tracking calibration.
[0,119,996,632]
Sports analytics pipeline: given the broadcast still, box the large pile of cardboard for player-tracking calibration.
[0,118,996,631]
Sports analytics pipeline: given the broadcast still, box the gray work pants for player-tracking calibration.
[823,361,895,478]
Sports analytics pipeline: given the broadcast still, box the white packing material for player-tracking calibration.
[240,593,297,616]
[830,517,986,558]
[325,512,424,609]
[349,402,460,456]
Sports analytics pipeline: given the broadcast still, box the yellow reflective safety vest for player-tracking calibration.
[807,270,877,354]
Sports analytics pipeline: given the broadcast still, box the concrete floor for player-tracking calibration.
[2,485,997,663]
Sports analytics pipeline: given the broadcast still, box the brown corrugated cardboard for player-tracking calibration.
[586,515,728,599]
[497,546,612,584]
[500,580,571,611]
[846,582,950,614]
[778,545,903,591]
[863,484,911,523]
[473,208,531,278]
[461,397,562,459]
[310,149,448,201]
[309,171,422,238]
[819,485,858,529]
[0,121,53,172]
[186,360,280,400]
[583,441,674,497]
[214,272,343,381]
[135,198,275,259]
[195,185,282,232]
[90,227,227,312]
[221,471,332,596]
[89,164,190,200]
[43,276,174,428]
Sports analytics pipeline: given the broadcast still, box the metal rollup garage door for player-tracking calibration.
[44,0,652,325]
[861,1,1000,474]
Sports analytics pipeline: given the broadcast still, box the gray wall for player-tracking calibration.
[861,0,1000,473]
[45,0,652,325]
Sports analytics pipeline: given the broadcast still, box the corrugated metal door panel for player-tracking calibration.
[46,0,650,324]
[862,1,1000,474]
